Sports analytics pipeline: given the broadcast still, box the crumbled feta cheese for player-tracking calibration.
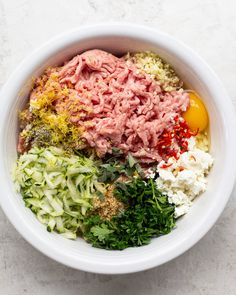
[159,169,176,182]
[174,203,191,217]
[155,136,213,218]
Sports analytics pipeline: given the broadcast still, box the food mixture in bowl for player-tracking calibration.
[13,50,213,250]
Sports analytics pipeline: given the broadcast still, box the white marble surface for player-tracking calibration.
[0,0,236,294]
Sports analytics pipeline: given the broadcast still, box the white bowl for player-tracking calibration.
[0,23,236,274]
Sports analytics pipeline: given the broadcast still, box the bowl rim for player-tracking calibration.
[0,22,236,274]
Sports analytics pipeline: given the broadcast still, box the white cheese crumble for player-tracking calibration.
[154,137,213,218]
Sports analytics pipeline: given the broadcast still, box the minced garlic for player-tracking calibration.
[125,51,183,92]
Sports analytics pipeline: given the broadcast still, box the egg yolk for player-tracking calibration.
[182,92,208,132]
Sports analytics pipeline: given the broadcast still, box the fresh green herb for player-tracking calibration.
[90,224,114,242]
[83,178,176,250]
[97,152,144,183]
[127,154,136,168]
[111,147,123,157]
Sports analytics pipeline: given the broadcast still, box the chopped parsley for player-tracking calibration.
[83,178,176,250]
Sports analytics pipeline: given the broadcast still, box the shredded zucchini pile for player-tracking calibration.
[13,146,105,239]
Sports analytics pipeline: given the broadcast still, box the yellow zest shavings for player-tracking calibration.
[19,68,91,151]
[30,71,61,110]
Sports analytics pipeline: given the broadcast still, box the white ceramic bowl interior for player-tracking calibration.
[0,24,236,274]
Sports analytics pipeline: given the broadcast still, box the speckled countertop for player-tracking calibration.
[0,0,236,294]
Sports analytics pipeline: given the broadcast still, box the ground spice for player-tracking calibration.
[93,185,124,220]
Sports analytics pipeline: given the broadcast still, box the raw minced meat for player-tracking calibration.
[19,49,190,163]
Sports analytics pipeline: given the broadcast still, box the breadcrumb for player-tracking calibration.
[93,185,124,220]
